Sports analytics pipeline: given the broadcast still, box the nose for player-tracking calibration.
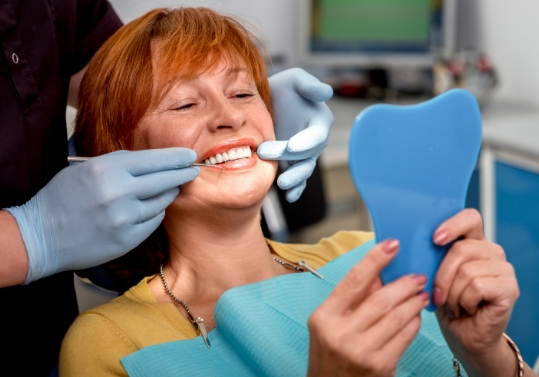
[206,95,246,132]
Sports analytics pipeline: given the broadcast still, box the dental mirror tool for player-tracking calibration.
[67,156,224,169]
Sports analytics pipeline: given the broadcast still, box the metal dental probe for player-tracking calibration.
[67,156,224,169]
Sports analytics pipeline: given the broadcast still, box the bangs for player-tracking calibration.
[149,8,268,109]
[76,7,272,158]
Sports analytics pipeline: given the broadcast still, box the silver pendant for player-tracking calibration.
[195,317,211,348]
[297,260,324,279]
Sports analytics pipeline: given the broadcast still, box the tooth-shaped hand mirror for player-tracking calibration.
[349,89,482,311]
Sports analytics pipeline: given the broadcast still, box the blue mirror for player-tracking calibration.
[349,89,482,310]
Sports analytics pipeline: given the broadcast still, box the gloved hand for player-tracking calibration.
[6,148,198,284]
[257,68,334,203]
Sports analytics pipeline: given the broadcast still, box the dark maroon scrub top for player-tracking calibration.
[0,1,121,375]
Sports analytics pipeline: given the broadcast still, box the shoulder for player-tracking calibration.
[59,279,149,377]
[60,276,197,376]
[60,310,135,377]
[268,231,374,268]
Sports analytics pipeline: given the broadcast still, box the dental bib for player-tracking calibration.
[121,240,466,377]
[349,89,482,311]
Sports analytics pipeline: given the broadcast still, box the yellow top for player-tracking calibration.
[59,231,374,377]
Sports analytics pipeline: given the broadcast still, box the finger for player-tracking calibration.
[346,274,427,333]
[287,105,333,153]
[257,139,326,161]
[360,291,428,351]
[129,210,167,246]
[290,69,334,102]
[433,208,485,246]
[459,274,519,318]
[135,187,180,224]
[285,181,306,203]
[115,187,179,226]
[434,239,505,306]
[132,167,199,200]
[105,148,197,177]
[256,140,288,160]
[277,158,316,190]
[445,260,505,317]
[320,239,400,316]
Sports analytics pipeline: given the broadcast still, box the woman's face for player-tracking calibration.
[133,57,277,212]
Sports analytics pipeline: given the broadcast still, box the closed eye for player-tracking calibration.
[173,103,195,110]
[234,93,254,99]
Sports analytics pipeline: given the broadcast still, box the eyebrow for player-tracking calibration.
[227,67,248,74]
[166,67,249,85]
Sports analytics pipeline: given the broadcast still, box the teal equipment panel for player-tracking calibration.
[496,161,539,364]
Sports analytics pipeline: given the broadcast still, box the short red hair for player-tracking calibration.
[75,7,272,156]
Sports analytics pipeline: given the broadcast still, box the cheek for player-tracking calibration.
[133,118,197,150]
[173,159,278,210]
[132,124,151,150]
[260,113,275,141]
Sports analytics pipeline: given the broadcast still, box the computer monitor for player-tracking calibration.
[299,0,457,68]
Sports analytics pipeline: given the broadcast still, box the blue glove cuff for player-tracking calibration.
[5,195,57,285]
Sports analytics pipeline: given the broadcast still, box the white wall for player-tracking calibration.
[458,0,539,108]
[108,0,298,65]
[109,0,539,108]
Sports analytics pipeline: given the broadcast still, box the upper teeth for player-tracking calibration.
[204,147,252,165]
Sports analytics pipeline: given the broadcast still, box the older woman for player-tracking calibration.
[60,7,535,377]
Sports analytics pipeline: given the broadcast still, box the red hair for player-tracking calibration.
[75,7,272,156]
[74,8,272,288]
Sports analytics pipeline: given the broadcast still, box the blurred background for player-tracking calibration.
[71,0,539,368]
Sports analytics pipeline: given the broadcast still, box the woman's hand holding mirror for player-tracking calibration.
[306,239,429,377]
[433,209,521,377]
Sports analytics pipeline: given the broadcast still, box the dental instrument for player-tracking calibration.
[67,156,223,168]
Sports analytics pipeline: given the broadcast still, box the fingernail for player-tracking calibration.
[412,274,427,287]
[446,304,457,319]
[434,230,449,245]
[382,239,399,254]
[433,287,443,306]
[418,291,430,302]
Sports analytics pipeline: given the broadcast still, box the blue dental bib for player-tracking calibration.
[349,89,482,311]
[121,240,465,377]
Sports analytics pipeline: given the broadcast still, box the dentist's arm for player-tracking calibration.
[0,64,89,288]
[1,148,198,287]
[258,68,334,203]
[0,211,28,286]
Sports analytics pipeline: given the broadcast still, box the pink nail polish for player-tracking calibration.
[433,287,443,306]
[434,230,449,244]
[418,291,430,302]
[382,239,399,254]
[412,274,427,286]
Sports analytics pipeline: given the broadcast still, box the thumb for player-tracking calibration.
[292,69,333,102]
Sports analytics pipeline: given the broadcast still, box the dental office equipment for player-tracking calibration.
[67,156,223,168]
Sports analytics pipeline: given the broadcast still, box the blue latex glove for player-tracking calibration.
[6,148,198,284]
[257,68,334,202]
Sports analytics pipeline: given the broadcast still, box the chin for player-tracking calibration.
[173,161,277,212]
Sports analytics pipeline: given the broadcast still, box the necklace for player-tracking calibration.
[159,265,211,348]
[159,257,323,348]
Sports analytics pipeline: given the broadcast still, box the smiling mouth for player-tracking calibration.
[203,146,253,166]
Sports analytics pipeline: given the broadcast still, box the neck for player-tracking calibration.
[156,203,283,305]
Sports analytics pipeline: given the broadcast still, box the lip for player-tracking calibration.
[200,138,259,161]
